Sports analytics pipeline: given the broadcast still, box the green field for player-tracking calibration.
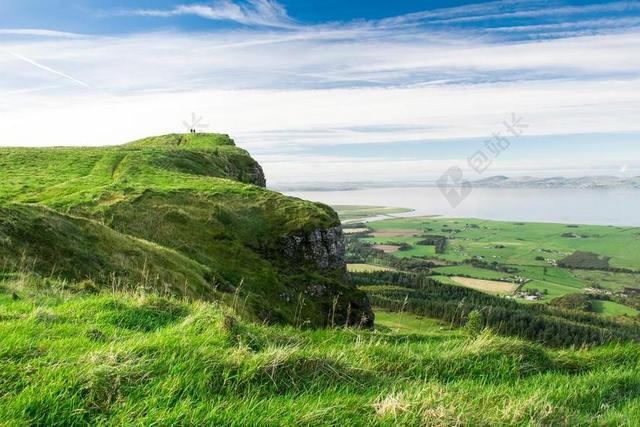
[345,214,640,311]
[592,300,639,317]
[347,263,395,272]
[515,265,586,300]
[431,265,511,280]
[361,236,438,258]
[572,270,640,292]
[331,205,413,222]
[365,217,640,269]
[2,276,640,426]
[374,310,460,335]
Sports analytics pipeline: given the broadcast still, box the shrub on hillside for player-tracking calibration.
[550,294,593,312]
[559,251,611,269]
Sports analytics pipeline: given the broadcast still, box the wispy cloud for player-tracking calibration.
[2,0,640,182]
[442,1,640,25]
[0,29,86,38]
[124,0,295,28]
[379,0,640,27]
[484,16,640,34]
[0,48,90,88]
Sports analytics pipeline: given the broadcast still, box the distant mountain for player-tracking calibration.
[473,175,640,189]
[273,176,640,192]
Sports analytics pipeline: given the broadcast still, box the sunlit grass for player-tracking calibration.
[1,277,639,425]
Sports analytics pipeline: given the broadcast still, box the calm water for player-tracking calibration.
[283,187,640,227]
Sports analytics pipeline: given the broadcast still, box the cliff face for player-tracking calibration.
[284,226,346,270]
[0,133,371,328]
[283,225,374,327]
[248,161,266,187]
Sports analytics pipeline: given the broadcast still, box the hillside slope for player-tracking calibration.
[1,277,639,426]
[0,133,372,327]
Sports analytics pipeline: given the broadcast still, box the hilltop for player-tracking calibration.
[0,133,372,327]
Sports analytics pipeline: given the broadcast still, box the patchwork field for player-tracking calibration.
[372,244,401,253]
[432,265,510,280]
[592,300,639,317]
[364,217,640,269]
[342,211,640,315]
[572,270,640,292]
[449,277,518,295]
[347,263,395,272]
[332,205,413,221]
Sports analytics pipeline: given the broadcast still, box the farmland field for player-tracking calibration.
[331,205,413,221]
[592,300,639,317]
[431,265,511,280]
[341,209,640,315]
[347,263,395,272]
[449,277,518,295]
[363,216,640,269]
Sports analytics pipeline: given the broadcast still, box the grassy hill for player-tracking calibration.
[0,133,371,327]
[1,276,639,426]
[4,140,640,424]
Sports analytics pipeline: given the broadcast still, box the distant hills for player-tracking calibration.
[472,175,640,189]
[273,176,640,192]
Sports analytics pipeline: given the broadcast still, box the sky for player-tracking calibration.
[1,0,639,184]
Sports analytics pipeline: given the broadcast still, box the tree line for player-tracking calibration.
[353,271,640,347]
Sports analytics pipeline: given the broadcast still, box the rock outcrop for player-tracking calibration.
[249,162,266,187]
[284,226,346,270]
[284,225,374,327]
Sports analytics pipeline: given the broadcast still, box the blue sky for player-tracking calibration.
[1,0,639,182]
[3,0,639,36]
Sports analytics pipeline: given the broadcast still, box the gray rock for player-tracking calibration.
[283,226,346,270]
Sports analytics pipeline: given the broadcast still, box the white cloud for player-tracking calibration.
[125,0,295,28]
[379,0,640,27]
[0,48,90,88]
[2,29,638,93]
[2,79,639,149]
[1,2,640,182]
[0,29,86,38]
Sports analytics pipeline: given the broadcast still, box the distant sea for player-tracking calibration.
[283,187,640,227]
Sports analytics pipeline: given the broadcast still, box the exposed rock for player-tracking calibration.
[349,296,375,328]
[305,284,327,297]
[283,225,374,328]
[284,226,346,270]
[250,162,266,187]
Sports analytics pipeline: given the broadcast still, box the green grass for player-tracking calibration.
[374,310,460,335]
[347,264,395,273]
[430,275,459,286]
[431,265,511,280]
[365,217,640,269]
[361,236,437,258]
[2,277,640,426]
[332,205,413,222]
[354,216,640,309]
[515,265,586,301]
[592,300,639,317]
[572,270,640,292]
